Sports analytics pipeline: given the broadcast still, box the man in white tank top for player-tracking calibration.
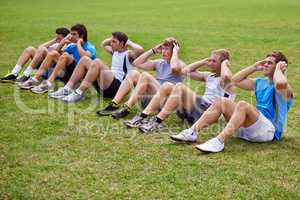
[125,49,235,133]
[48,32,144,102]
[96,37,186,118]
[0,27,70,83]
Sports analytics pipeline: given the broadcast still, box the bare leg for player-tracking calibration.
[126,72,161,108]
[29,47,48,69]
[112,70,141,104]
[16,46,36,66]
[66,56,92,89]
[142,82,175,115]
[155,83,195,120]
[217,101,259,143]
[47,53,73,83]
[78,58,114,92]
[34,51,60,80]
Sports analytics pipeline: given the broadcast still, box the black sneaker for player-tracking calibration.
[0,74,17,83]
[111,104,130,119]
[16,75,30,83]
[96,102,119,116]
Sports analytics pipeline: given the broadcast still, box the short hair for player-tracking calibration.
[212,49,230,62]
[71,24,88,42]
[55,27,70,37]
[112,32,128,45]
[266,51,288,64]
[162,37,179,49]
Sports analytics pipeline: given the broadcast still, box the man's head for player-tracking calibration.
[262,51,288,77]
[70,24,88,43]
[55,27,70,42]
[207,49,230,73]
[110,32,128,51]
[161,37,179,61]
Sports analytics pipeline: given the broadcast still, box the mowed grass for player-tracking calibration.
[0,0,300,199]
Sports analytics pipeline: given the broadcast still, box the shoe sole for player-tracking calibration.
[170,136,197,143]
[96,112,113,117]
[31,89,48,94]
[62,97,85,103]
[0,80,15,83]
[19,85,35,90]
[111,113,128,120]
[123,122,139,128]
[48,95,67,99]
[195,145,223,153]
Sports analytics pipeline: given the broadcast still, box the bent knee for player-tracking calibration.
[79,55,92,63]
[236,100,249,110]
[160,82,175,95]
[48,50,60,57]
[25,46,36,54]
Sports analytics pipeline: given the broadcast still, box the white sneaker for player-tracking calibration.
[62,91,85,103]
[49,87,73,99]
[195,137,224,153]
[170,128,197,142]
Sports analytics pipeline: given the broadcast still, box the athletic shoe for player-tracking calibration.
[48,87,73,99]
[18,78,39,89]
[16,75,30,83]
[0,74,17,83]
[170,128,198,142]
[139,117,166,133]
[123,113,150,128]
[96,102,119,116]
[31,80,52,94]
[195,137,224,153]
[111,104,130,119]
[62,91,85,103]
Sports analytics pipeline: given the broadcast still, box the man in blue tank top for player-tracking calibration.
[48,32,144,102]
[172,51,293,153]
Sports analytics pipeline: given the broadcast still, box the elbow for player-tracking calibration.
[181,67,189,76]
[137,47,144,55]
[132,60,139,67]
[275,81,288,90]
[171,66,182,75]
[222,74,232,83]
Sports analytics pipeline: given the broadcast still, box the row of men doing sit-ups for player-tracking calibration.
[1,23,293,153]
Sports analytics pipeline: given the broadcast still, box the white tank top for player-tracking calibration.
[202,74,235,104]
[111,51,133,81]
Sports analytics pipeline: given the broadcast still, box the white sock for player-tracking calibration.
[75,88,83,95]
[11,64,22,76]
[63,85,72,91]
[32,77,38,82]
[23,66,33,77]
[46,80,52,87]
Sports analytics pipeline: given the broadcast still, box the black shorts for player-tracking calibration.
[93,77,121,98]
[58,61,77,84]
[176,96,210,124]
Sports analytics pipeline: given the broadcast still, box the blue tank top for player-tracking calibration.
[255,78,293,140]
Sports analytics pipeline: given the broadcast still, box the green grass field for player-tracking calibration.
[1,0,300,199]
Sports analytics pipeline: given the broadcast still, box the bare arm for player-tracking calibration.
[127,39,144,61]
[220,59,233,84]
[101,38,113,54]
[132,49,156,71]
[274,61,293,100]
[77,39,91,58]
[231,60,264,91]
[182,58,210,81]
[55,34,71,52]
[39,38,57,49]
[170,43,185,75]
